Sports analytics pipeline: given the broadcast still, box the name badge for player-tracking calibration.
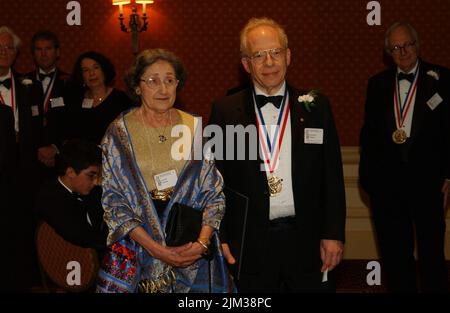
[427,93,443,110]
[50,97,65,108]
[82,98,93,109]
[304,128,323,144]
[31,105,39,117]
[154,169,178,191]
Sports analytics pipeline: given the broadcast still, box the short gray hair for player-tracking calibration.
[125,49,187,103]
[384,22,420,54]
[0,26,22,50]
[240,17,288,56]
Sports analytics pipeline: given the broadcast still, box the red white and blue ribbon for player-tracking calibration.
[36,70,57,114]
[254,88,290,174]
[394,68,419,130]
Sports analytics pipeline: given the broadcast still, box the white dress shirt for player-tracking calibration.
[254,82,295,219]
[38,67,56,94]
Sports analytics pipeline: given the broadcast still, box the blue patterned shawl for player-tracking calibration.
[96,109,233,293]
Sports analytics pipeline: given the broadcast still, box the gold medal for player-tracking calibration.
[392,129,407,144]
[268,176,283,197]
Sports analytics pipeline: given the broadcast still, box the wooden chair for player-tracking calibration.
[35,221,99,292]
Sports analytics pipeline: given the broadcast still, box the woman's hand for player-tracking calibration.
[178,241,207,258]
[150,242,202,268]
[130,227,201,267]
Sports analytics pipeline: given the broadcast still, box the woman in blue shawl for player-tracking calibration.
[96,49,233,293]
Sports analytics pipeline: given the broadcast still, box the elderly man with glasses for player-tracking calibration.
[209,17,346,292]
[359,21,450,293]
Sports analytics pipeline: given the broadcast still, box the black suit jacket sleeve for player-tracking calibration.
[319,94,347,242]
[208,102,229,243]
[35,181,106,250]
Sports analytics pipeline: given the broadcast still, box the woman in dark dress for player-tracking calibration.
[67,51,133,144]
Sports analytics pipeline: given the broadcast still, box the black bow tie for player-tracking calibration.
[0,78,12,89]
[398,72,415,83]
[256,95,284,109]
[39,72,54,81]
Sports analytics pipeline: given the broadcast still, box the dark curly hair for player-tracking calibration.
[125,49,187,103]
[71,51,116,87]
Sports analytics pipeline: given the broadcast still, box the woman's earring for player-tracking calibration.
[136,88,141,95]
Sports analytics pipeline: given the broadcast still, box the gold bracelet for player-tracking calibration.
[196,239,209,252]
[198,237,210,245]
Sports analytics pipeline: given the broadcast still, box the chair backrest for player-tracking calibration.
[36,221,99,292]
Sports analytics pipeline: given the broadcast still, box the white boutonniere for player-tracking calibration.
[427,70,439,81]
[298,90,318,112]
[21,78,33,86]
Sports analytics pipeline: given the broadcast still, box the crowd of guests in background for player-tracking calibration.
[0,26,133,292]
[0,16,448,294]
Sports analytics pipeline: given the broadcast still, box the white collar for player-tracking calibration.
[254,81,286,97]
[397,60,419,75]
[39,67,56,75]
[58,177,74,194]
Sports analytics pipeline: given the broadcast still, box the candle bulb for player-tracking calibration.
[142,3,147,15]
[119,4,123,15]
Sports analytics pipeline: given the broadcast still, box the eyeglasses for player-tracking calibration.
[246,48,286,64]
[140,76,179,89]
[390,41,416,54]
[0,45,15,53]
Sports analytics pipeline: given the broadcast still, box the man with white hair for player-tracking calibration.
[360,22,450,292]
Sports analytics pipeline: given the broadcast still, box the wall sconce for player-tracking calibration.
[112,0,154,54]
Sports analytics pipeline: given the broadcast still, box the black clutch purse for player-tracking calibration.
[165,203,202,246]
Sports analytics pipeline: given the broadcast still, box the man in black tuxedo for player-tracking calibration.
[27,30,70,170]
[359,22,450,292]
[0,25,41,291]
[35,139,107,259]
[209,17,346,292]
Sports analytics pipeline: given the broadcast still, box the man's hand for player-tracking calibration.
[37,145,57,167]
[320,239,344,272]
[221,243,236,265]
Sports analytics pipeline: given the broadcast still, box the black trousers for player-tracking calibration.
[236,217,335,293]
[371,190,448,293]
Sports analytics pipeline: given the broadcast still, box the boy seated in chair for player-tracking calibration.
[35,139,107,259]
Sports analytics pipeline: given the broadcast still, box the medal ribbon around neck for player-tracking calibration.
[254,88,290,174]
[394,68,419,130]
[37,71,57,114]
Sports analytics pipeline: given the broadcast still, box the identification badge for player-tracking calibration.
[50,97,65,108]
[82,98,93,109]
[427,93,443,110]
[304,128,323,144]
[31,105,39,117]
[154,169,178,191]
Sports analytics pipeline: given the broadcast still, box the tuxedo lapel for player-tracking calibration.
[288,86,306,176]
[384,69,397,135]
[236,88,268,184]
[409,62,435,141]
